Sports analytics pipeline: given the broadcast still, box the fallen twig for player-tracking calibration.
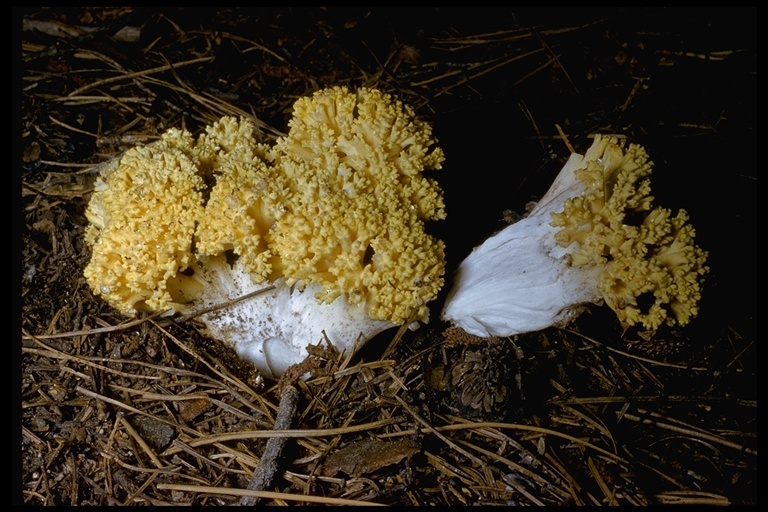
[238,385,300,506]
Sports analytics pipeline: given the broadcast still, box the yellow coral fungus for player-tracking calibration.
[271,86,446,325]
[83,88,446,378]
[443,134,708,337]
[83,129,205,315]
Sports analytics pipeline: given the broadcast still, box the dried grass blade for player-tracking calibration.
[155,483,387,505]
[66,56,215,97]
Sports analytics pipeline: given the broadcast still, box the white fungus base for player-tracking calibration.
[441,152,604,337]
[191,259,396,379]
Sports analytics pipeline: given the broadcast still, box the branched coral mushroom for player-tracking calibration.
[441,134,709,337]
[84,86,446,378]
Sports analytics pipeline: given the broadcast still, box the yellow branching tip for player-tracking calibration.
[552,134,709,330]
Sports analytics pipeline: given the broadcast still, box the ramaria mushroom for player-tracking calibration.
[441,134,709,337]
[83,86,446,378]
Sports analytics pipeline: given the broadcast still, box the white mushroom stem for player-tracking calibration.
[441,152,604,337]
[192,256,395,379]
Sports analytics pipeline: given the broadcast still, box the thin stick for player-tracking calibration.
[177,286,276,322]
[156,483,386,506]
[178,417,397,448]
[238,385,300,506]
[621,410,756,456]
[562,328,712,372]
[120,416,165,469]
[555,123,575,154]
[394,395,485,466]
[66,56,215,97]
[21,313,168,340]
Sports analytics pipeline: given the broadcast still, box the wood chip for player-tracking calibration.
[320,438,420,478]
